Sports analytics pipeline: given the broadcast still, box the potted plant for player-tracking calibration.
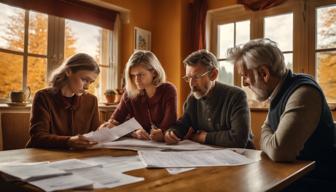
[104,89,116,104]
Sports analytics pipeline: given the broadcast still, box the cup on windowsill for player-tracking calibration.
[9,87,30,103]
[104,89,116,104]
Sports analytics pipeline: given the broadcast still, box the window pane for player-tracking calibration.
[236,20,250,46]
[65,19,103,96]
[218,23,234,58]
[27,57,47,98]
[64,19,102,62]
[0,3,25,52]
[0,52,23,100]
[28,11,48,55]
[316,5,336,49]
[284,53,293,70]
[264,13,293,51]
[218,60,233,85]
[316,51,336,103]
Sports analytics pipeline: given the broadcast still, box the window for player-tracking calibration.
[0,2,119,102]
[208,0,336,104]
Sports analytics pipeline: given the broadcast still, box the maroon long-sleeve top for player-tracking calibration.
[111,82,177,133]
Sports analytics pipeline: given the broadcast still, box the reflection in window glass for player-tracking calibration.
[0,52,23,100]
[264,13,293,51]
[316,5,336,49]
[218,60,233,85]
[316,51,336,103]
[28,11,48,55]
[28,57,47,97]
[0,3,25,52]
[236,20,250,46]
[218,23,234,58]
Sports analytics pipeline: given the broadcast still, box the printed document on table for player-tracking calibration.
[100,138,220,151]
[0,163,69,181]
[48,159,101,171]
[81,155,146,173]
[70,166,144,189]
[30,174,93,192]
[84,118,141,143]
[138,149,259,168]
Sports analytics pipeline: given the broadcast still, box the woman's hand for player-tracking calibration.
[131,128,150,140]
[150,128,164,142]
[164,130,181,145]
[68,135,97,149]
[98,119,119,129]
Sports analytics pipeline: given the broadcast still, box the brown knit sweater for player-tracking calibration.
[26,88,100,149]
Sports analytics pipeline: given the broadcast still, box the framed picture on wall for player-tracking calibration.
[134,27,151,50]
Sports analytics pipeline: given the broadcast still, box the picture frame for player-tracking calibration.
[134,27,151,50]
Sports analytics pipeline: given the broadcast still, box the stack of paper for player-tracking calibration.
[138,149,258,168]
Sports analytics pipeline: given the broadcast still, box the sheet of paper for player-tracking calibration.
[48,159,101,171]
[138,149,259,168]
[30,174,93,192]
[0,164,69,181]
[84,118,141,143]
[100,138,220,151]
[81,155,146,173]
[166,167,195,175]
[70,166,144,189]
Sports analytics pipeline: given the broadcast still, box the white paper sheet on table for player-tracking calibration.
[70,166,144,189]
[81,155,146,173]
[84,118,141,143]
[48,159,101,171]
[138,149,259,168]
[166,167,195,175]
[99,138,220,151]
[0,163,69,181]
[30,174,93,192]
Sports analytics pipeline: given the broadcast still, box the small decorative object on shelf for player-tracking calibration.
[104,89,116,104]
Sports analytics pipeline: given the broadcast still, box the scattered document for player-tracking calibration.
[30,174,93,192]
[48,159,101,171]
[166,167,195,175]
[81,155,146,173]
[138,149,259,168]
[84,118,142,143]
[100,138,220,151]
[70,166,144,189]
[0,163,69,181]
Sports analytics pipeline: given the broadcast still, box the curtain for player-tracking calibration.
[0,0,118,30]
[190,0,208,51]
[237,0,287,11]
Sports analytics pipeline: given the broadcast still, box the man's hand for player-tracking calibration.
[164,130,181,145]
[190,131,207,143]
[131,128,150,140]
[68,135,97,149]
[150,128,164,142]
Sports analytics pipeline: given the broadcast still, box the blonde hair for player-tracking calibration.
[227,38,286,77]
[125,50,166,98]
[49,53,100,88]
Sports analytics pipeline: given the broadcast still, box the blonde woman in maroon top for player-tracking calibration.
[26,53,100,149]
[101,50,177,142]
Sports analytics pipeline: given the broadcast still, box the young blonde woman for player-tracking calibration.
[102,50,177,142]
[26,53,100,149]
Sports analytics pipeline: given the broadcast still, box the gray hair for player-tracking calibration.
[125,50,166,98]
[227,38,286,77]
[49,53,100,88]
[183,49,218,70]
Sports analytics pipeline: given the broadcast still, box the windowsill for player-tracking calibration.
[0,103,118,111]
[249,101,336,111]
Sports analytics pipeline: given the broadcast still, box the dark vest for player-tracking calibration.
[267,70,336,162]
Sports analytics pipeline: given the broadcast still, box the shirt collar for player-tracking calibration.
[269,69,289,101]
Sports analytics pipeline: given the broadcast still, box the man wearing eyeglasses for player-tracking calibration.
[164,49,254,148]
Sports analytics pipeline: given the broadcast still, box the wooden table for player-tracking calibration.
[0,148,314,192]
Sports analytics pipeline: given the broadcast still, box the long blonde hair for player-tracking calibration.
[125,50,166,98]
[49,53,100,88]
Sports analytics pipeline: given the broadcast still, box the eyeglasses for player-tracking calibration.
[182,70,212,83]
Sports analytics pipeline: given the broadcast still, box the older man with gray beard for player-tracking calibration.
[164,49,254,148]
